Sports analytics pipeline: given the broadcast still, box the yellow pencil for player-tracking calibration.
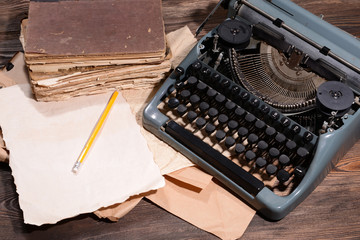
[72,91,119,173]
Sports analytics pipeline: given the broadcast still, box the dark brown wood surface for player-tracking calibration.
[0,0,359,239]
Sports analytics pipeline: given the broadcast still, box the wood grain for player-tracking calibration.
[0,0,359,239]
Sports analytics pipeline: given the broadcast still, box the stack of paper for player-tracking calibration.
[22,0,170,101]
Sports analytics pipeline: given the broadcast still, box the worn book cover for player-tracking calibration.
[25,0,166,59]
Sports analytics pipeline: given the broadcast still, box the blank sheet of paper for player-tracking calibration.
[0,84,164,225]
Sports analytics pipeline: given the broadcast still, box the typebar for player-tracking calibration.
[165,120,265,196]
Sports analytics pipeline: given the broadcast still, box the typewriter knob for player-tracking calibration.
[217,19,251,50]
[316,81,354,117]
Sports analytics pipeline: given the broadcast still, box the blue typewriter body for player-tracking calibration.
[143,0,360,220]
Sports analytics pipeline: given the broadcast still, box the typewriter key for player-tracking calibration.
[266,164,277,175]
[215,130,226,142]
[228,120,239,132]
[218,114,229,125]
[285,140,297,152]
[187,76,198,87]
[269,147,280,160]
[205,123,216,134]
[248,133,259,145]
[187,111,198,122]
[225,136,236,148]
[199,101,210,113]
[177,104,187,116]
[257,140,269,153]
[189,94,200,106]
[275,133,287,146]
[279,154,290,166]
[196,117,206,129]
[277,169,290,183]
[238,127,249,139]
[225,100,236,112]
[256,157,267,168]
[168,97,180,109]
[208,107,219,119]
[245,150,256,162]
[235,143,245,154]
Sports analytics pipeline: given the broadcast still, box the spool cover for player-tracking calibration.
[316,81,354,117]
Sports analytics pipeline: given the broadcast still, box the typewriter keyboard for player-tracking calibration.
[159,60,318,196]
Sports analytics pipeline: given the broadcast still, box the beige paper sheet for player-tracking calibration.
[0,84,165,226]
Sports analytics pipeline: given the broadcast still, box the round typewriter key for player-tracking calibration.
[245,150,256,162]
[180,89,191,100]
[265,126,276,139]
[206,88,217,99]
[211,72,221,83]
[187,76,198,86]
[221,79,231,88]
[215,94,226,104]
[177,104,187,116]
[291,124,301,134]
[199,101,210,113]
[218,114,229,125]
[187,110,197,122]
[245,113,256,124]
[208,107,219,119]
[201,67,211,78]
[191,61,202,72]
[254,120,266,131]
[231,85,240,96]
[257,140,268,153]
[297,147,309,158]
[303,131,314,142]
[174,81,184,90]
[270,110,280,121]
[255,157,267,168]
[269,147,280,159]
[260,104,270,114]
[225,100,236,112]
[275,133,286,145]
[248,133,259,145]
[280,116,291,128]
[225,136,236,148]
[237,127,249,138]
[196,117,206,129]
[189,94,200,105]
[277,169,290,183]
[205,123,216,134]
[234,107,246,118]
[235,143,245,154]
[168,97,180,109]
[285,140,297,152]
[215,130,226,142]
[249,97,260,108]
[196,82,207,92]
[266,164,277,175]
[173,66,184,78]
[294,165,306,178]
[279,154,290,166]
[240,91,250,101]
[228,120,239,131]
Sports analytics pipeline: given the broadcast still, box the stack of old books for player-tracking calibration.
[22,0,170,101]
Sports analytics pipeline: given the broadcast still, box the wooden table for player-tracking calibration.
[0,0,359,239]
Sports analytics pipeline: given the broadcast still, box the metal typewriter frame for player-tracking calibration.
[143,0,360,220]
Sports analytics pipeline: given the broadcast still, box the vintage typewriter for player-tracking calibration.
[143,0,360,220]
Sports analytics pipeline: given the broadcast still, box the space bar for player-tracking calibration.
[164,120,264,196]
